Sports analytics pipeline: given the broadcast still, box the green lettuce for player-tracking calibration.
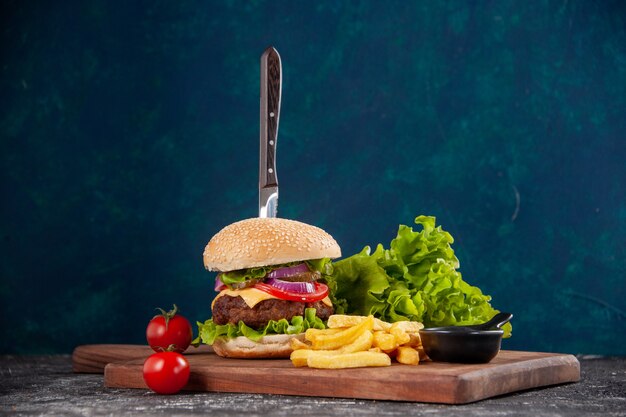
[326,216,512,337]
[219,266,269,286]
[195,308,326,345]
[306,258,334,276]
[219,258,333,288]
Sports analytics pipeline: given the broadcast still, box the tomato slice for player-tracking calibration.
[253,281,329,302]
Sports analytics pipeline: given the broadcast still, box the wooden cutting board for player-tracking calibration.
[72,344,580,404]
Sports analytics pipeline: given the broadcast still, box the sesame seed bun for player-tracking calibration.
[203,217,341,272]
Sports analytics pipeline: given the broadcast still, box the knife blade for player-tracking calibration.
[259,46,282,218]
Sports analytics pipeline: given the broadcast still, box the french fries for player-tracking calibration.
[309,316,374,350]
[290,314,424,369]
[290,330,375,367]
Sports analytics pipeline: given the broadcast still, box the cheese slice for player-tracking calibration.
[212,287,332,309]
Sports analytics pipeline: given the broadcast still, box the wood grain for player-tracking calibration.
[82,345,580,404]
[72,344,153,373]
[71,344,212,373]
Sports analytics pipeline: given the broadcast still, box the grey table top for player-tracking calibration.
[1,354,625,416]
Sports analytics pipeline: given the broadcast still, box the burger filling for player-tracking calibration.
[213,261,334,328]
[195,259,335,345]
[216,259,332,290]
[212,296,333,328]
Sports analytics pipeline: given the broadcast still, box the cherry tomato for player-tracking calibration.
[254,282,329,302]
[143,351,190,394]
[146,304,193,353]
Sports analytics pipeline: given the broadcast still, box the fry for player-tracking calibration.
[396,346,420,365]
[310,316,374,350]
[306,351,391,369]
[326,314,360,328]
[304,327,343,340]
[417,346,428,361]
[373,331,397,351]
[337,330,373,353]
[389,327,411,346]
[390,321,424,333]
[290,337,311,351]
[405,333,422,348]
[375,319,392,332]
[290,349,337,367]
[327,315,391,331]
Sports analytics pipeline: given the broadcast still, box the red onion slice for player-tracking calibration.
[214,276,226,292]
[265,277,315,294]
[215,263,312,292]
[267,263,310,280]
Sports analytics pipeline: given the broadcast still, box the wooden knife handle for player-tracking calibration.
[260,46,281,188]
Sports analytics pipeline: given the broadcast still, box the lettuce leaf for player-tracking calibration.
[306,258,334,276]
[195,308,326,345]
[219,266,269,286]
[327,216,512,337]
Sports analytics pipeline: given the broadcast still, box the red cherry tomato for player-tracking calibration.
[146,304,193,353]
[143,351,190,394]
[253,282,329,302]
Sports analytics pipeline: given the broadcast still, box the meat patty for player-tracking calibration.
[212,295,334,328]
[280,270,321,282]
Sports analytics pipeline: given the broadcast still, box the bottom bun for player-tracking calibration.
[212,333,305,359]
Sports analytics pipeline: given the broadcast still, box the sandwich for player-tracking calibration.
[197,217,341,358]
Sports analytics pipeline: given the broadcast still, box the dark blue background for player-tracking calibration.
[2,1,625,355]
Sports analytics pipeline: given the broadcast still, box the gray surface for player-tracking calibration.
[0,355,625,416]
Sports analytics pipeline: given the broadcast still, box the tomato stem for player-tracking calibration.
[154,304,179,331]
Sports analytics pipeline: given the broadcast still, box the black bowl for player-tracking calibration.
[419,328,504,364]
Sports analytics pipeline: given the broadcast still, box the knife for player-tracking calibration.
[259,46,282,218]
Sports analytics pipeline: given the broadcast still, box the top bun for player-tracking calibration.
[203,217,341,272]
